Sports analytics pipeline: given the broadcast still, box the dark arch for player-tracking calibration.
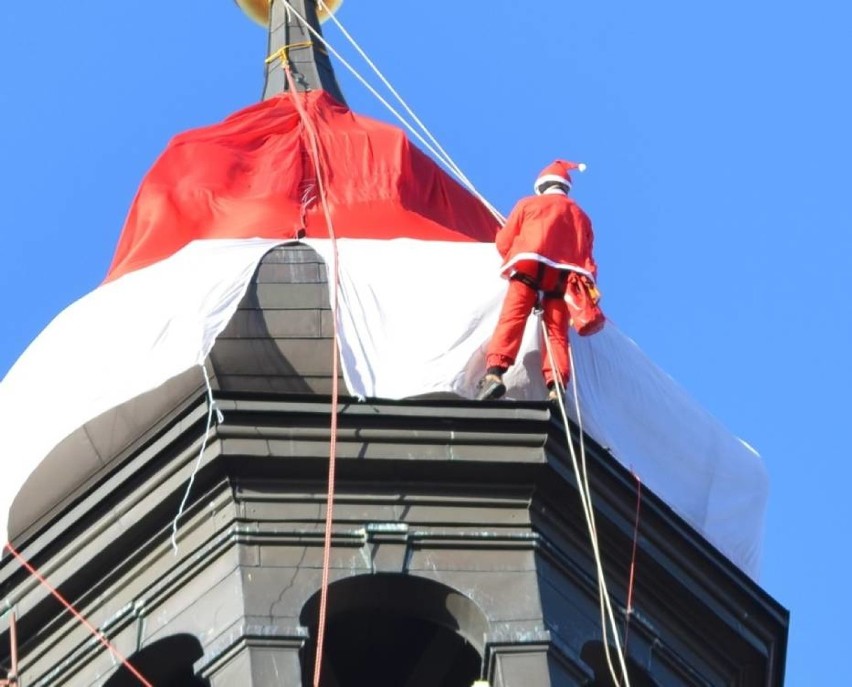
[581,641,660,687]
[102,634,208,687]
[300,574,487,687]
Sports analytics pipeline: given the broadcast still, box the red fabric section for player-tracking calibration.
[495,193,597,279]
[107,91,499,282]
[485,277,571,386]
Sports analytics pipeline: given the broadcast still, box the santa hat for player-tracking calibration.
[534,159,587,194]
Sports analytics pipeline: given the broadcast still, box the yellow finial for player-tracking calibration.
[316,0,344,22]
[234,0,344,26]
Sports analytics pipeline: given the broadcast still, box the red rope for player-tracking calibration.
[280,65,341,687]
[623,471,642,649]
[3,542,153,687]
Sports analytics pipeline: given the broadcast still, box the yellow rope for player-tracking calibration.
[265,40,314,67]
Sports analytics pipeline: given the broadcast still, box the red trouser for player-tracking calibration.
[486,276,570,387]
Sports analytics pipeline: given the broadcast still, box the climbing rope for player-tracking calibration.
[277,0,506,225]
[623,471,642,650]
[541,320,632,687]
[171,362,223,555]
[3,543,153,686]
[315,1,505,223]
[274,46,343,687]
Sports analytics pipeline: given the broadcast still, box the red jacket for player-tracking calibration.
[495,192,597,282]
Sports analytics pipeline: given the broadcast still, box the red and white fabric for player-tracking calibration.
[0,92,767,578]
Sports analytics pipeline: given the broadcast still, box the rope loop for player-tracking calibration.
[170,363,222,555]
[265,41,314,68]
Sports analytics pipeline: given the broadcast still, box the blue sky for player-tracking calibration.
[2,2,850,683]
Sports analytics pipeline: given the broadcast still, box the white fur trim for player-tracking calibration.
[499,253,595,282]
[533,174,572,194]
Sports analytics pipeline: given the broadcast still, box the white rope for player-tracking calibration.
[277,0,506,225]
[170,362,223,555]
[316,1,505,224]
[540,318,631,687]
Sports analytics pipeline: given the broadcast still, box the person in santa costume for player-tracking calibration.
[477,160,604,401]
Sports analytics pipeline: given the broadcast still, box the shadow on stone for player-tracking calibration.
[102,633,208,687]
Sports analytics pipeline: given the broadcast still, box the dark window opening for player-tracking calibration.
[299,574,487,687]
[302,608,480,687]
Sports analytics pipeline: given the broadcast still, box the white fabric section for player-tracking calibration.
[0,238,283,542]
[499,253,595,281]
[307,238,767,577]
[566,326,768,578]
[0,236,767,579]
[307,239,511,399]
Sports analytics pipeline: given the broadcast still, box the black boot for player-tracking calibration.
[476,372,506,401]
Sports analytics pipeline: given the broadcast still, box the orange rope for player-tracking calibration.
[623,471,642,649]
[0,612,17,686]
[3,542,153,687]
[280,64,341,687]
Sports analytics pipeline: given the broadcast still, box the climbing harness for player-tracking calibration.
[510,262,571,302]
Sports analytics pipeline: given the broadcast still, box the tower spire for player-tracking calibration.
[237,0,346,103]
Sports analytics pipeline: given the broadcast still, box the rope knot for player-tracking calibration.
[265,41,314,68]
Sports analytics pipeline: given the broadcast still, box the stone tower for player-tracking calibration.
[0,3,787,685]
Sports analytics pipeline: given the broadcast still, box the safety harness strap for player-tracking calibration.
[510,263,569,300]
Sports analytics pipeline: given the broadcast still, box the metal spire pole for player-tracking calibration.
[236,1,347,103]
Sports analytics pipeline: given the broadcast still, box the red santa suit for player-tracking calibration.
[485,160,599,390]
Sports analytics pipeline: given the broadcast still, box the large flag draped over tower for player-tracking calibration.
[107,91,498,282]
[0,91,768,578]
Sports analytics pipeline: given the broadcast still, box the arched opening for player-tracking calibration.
[581,641,659,687]
[102,634,208,687]
[300,574,486,686]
